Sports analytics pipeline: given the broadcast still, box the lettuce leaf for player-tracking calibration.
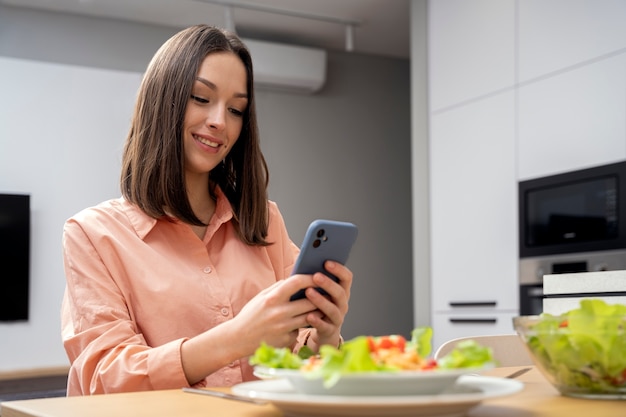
[408,327,433,358]
[248,342,303,369]
[437,340,494,369]
[307,336,391,387]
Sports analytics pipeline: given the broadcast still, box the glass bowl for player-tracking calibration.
[513,313,626,400]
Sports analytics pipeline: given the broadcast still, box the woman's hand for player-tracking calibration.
[301,260,353,351]
[181,273,320,385]
[230,273,321,352]
[231,261,352,354]
[181,264,352,385]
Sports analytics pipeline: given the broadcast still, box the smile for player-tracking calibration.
[194,134,220,148]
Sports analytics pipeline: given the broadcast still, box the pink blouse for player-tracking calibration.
[61,188,309,395]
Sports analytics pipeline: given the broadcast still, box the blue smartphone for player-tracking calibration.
[289,219,358,301]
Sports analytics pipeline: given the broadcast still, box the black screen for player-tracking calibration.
[0,194,30,321]
[525,176,617,247]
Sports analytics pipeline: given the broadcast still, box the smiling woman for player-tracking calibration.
[60,24,354,396]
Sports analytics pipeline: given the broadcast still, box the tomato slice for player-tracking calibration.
[422,358,438,370]
[369,335,407,352]
[367,336,377,353]
[378,336,394,350]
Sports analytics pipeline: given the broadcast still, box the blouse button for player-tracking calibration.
[220,307,229,316]
[203,266,212,274]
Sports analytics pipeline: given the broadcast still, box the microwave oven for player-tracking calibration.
[519,160,626,259]
[518,161,626,311]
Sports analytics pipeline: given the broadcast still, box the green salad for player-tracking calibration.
[249,327,494,388]
[524,299,626,393]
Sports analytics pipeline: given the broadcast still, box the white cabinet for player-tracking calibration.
[516,0,626,180]
[428,1,517,349]
[429,92,518,349]
[425,0,626,350]
[428,0,515,111]
[517,54,626,180]
[432,312,518,350]
[517,0,626,82]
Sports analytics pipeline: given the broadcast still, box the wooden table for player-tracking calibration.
[1,367,625,417]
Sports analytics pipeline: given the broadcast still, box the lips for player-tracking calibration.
[193,134,222,149]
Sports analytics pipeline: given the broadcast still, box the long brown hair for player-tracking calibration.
[121,25,270,245]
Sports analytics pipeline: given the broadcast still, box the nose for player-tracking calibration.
[205,105,226,131]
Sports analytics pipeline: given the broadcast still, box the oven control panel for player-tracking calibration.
[519,249,626,285]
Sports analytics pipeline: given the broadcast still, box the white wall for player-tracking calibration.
[0,57,141,371]
[0,5,414,373]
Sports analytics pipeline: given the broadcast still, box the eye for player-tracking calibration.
[191,94,209,104]
[229,108,244,117]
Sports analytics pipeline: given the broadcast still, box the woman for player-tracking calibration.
[61,25,352,395]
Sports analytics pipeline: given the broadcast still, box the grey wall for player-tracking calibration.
[0,5,413,372]
[257,50,414,339]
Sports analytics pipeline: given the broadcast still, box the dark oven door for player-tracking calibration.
[520,283,543,315]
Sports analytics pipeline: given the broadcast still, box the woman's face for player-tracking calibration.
[183,51,248,179]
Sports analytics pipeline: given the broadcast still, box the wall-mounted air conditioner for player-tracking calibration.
[243,38,327,94]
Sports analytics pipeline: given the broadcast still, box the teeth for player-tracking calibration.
[194,135,219,148]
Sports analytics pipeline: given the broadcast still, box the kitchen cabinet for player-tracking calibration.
[515,1,626,180]
[429,92,518,349]
[428,0,515,111]
[517,54,626,180]
[428,1,517,350]
[432,312,518,350]
[428,1,517,348]
[517,0,626,83]
[425,0,626,350]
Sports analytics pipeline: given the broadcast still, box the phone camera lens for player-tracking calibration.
[316,229,325,238]
[313,239,321,248]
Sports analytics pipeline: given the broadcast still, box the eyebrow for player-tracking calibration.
[195,76,248,99]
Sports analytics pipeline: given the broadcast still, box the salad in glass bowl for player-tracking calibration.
[249,327,495,396]
[514,299,626,400]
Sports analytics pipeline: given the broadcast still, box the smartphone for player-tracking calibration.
[289,219,358,301]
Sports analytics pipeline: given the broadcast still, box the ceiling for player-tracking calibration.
[0,0,411,59]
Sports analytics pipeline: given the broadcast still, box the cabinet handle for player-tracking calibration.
[449,318,497,324]
[449,301,497,308]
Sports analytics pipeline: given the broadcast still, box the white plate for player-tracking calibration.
[253,364,494,396]
[232,375,523,417]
